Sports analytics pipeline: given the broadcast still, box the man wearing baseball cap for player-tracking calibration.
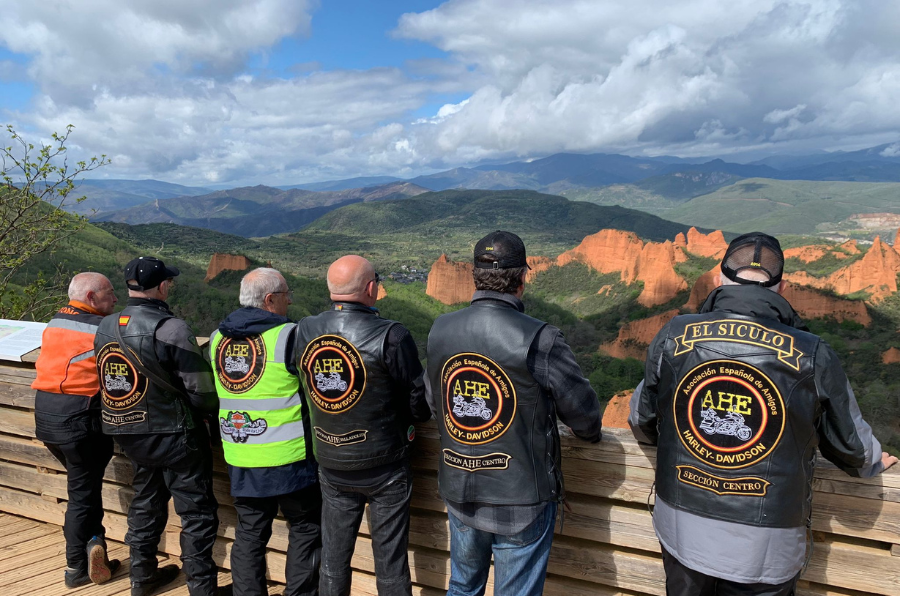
[94,256,220,596]
[425,231,602,596]
[630,232,898,595]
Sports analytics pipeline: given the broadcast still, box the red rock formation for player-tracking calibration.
[840,240,860,255]
[895,229,900,247]
[376,284,387,300]
[635,241,689,306]
[780,283,871,326]
[557,229,643,281]
[685,227,727,259]
[784,245,830,263]
[685,266,720,310]
[786,236,900,302]
[882,348,900,364]
[674,232,687,248]
[602,391,633,430]
[600,309,679,360]
[426,254,475,305]
[205,253,252,282]
[525,256,553,282]
[686,269,870,325]
[557,230,687,306]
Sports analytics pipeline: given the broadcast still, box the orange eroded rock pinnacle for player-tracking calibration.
[557,230,687,306]
[205,253,252,282]
[425,254,475,305]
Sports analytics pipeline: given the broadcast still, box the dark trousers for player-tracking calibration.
[662,547,799,596]
[45,433,115,570]
[119,430,220,596]
[318,464,413,596]
[231,484,322,596]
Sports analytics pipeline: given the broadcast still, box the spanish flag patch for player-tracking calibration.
[118,315,130,326]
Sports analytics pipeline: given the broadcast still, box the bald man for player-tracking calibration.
[296,255,430,596]
[32,273,120,588]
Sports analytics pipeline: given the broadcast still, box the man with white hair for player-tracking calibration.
[32,272,120,588]
[630,232,898,596]
[209,267,321,596]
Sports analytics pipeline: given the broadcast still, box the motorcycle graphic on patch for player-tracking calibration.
[224,356,251,375]
[673,360,786,470]
[300,335,367,414]
[699,408,752,441]
[220,411,268,443]
[441,353,517,446]
[104,374,133,392]
[452,394,493,420]
[315,372,348,392]
[215,336,266,394]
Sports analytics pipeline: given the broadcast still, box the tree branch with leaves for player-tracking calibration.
[0,124,109,320]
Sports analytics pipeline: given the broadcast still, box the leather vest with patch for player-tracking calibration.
[655,312,821,528]
[95,304,193,434]
[296,303,407,470]
[427,301,555,506]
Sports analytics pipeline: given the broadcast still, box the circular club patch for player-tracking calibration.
[441,353,516,445]
[674,360,785,470]
[97,343,149,411]
[215,336,266,393]
[300,335,366,414]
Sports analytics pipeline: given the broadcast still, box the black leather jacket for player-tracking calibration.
[631,285,884,528]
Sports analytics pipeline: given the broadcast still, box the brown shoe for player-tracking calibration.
[87,536,120,584]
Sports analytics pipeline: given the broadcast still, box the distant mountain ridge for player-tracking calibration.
[64,179,211,216]
[94,181,429,237]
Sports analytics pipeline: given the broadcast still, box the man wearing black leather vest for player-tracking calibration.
[630,232,898,596]
[426,231,602,596]
[296,255,430,596]
[95,256,220,596]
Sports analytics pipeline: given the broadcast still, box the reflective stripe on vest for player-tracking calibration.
[211,323,307,468]
[32,309,101,397]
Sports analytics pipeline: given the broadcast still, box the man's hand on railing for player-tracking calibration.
[881,451,899,471]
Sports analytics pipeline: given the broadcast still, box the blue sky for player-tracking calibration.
[1,0,899,185]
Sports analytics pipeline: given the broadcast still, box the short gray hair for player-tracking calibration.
[68,272,110,302]
[721,269,780,292]
[240,268,286,308]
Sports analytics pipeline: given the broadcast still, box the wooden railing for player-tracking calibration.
[1,359,898,595]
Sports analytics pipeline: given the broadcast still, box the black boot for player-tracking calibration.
[131,564,180,596]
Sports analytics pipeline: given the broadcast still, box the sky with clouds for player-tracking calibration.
[1,0,898,186]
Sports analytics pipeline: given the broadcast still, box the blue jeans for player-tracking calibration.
[447,501,557,596]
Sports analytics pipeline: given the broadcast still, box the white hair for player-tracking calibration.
[240,268,286,308]
[68,272,110,302]
[721,270,780,292]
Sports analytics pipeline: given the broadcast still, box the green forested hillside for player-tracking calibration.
[12,221,329,334]
[663,178,900,234]
[265,189,702,274]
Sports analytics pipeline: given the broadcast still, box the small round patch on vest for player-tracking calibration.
[300,334,366,414]
[96,343,149,414]
[215,336,266,394]
[407,425,416,442]
[674,359,785,470]
[440,352,516,445]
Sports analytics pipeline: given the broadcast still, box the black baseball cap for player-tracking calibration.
[474,231,531,270]
[721,232,784,287]
[124,256,180,291]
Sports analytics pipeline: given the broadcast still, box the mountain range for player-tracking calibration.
[94,182,428,237]
[66,142,900,238]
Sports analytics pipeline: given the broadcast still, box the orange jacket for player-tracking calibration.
[32,301,104,397]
